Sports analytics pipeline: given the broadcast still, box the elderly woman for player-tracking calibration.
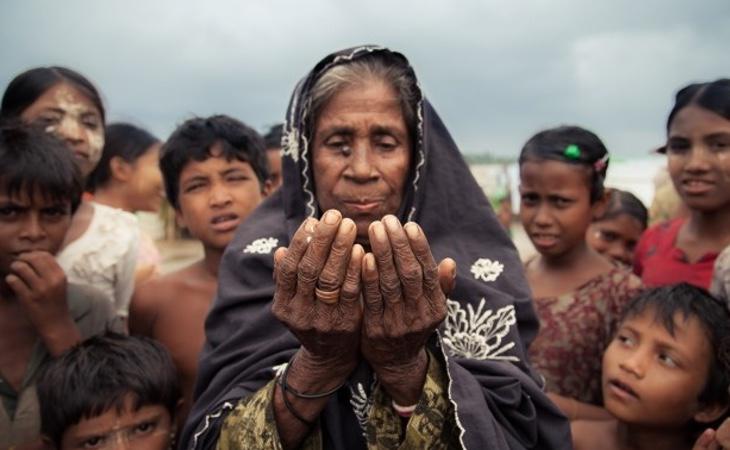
[181,46,570,449]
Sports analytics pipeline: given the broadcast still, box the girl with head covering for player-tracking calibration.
[634,79,730,290]
[1,67,139,322]
[181,46,570,449]
[518,126,643,418]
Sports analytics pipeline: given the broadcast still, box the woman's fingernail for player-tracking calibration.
[404,222,419,239]
[323,209,340,224]
[373,221,386,241]
[384,215,399,231]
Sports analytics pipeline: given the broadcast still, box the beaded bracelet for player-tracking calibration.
[280,355,345,399]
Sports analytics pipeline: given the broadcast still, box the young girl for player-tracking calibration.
[87,123,164,283]
[635,79,730,290]
[572,284,730,450]
[519,126,643,417]
[587,188,648,267]
[0,67,139,322]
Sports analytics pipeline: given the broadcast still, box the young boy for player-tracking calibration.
[129,115,270,425]
[37,332,181,450]
[263,123,283,191]
[572,283,730,450]
[0,122,115,448]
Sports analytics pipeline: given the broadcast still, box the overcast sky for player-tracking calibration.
[2,0,729,158]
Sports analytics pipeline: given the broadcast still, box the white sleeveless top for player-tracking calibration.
[57,202,139,318]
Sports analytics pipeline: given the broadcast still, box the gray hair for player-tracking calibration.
[308,52,419,142]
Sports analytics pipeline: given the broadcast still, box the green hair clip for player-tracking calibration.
[564,144,581,160]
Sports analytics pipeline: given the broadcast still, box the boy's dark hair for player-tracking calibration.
[621,283,730,414]
[519,125,609,203]
[263,123,284,150]
[1,66,105,122]
[87,122,160,192]
[0,120,84,213]
[597,188,648,229]
[160,115,268,209]
[37,332,181,447]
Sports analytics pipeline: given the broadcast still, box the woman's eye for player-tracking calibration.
[36,115,61,126]
[666,139,690,154]
[83,118,100,130]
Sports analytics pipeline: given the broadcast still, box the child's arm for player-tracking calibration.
[548,392,612,421]
[5,251,81,356]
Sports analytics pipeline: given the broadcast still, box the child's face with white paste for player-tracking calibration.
[59,395,174,450]
[21,82,104,177]
[666,105,730,213]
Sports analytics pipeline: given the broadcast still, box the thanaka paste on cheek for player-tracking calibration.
[52,86,104,169]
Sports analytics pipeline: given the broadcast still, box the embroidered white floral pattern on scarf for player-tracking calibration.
[470,258,504,282]
[282,127,300,162]
[443,299,519,362]
[349,381,376,436]
[243,237,279,255]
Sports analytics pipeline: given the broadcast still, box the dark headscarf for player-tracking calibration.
[181,46,571,449]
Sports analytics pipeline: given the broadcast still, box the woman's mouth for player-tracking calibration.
[681,178,715,195]
[343,200,381,214]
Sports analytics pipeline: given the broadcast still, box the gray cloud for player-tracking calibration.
[2,0,728,158]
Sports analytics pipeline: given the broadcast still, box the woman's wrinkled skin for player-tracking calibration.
[269,76,455,449]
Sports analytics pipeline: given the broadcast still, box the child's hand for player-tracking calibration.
[693,424,730,450]
[717,418,730,448]
[6,251,81,355]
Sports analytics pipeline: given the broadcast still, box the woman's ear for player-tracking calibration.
[694,402,729,424]
[109,156,133,182]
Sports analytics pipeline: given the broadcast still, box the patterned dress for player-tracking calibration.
[528,267,643,405]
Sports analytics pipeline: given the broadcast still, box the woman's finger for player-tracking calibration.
[383,216,423,305]
[296,210,343,304]
[368,221,403,305]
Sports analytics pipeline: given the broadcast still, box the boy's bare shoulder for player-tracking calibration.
[572,419,619,450]
[130,262,212,335]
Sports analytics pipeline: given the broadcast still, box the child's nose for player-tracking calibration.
[619,351,646,378]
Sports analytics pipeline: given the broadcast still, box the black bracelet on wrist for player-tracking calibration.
[279,385,316,427]
[280,354,345,399]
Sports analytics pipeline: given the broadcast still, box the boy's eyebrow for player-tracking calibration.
[220,166,250,176]
[180,174,210,185]
[705,132,730,140]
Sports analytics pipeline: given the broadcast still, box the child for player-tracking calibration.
[87,122,164,284]
[263,123,283,191]
[1,67,139,322]
[634,79,730,289]
[572,284,730,450]
[129,115,271,426]
[0,122,115,448]
[37,332,181,450]
[587,188,648,267]
[519,126,643,416]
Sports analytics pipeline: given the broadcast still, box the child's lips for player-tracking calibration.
[607,379,640,400]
